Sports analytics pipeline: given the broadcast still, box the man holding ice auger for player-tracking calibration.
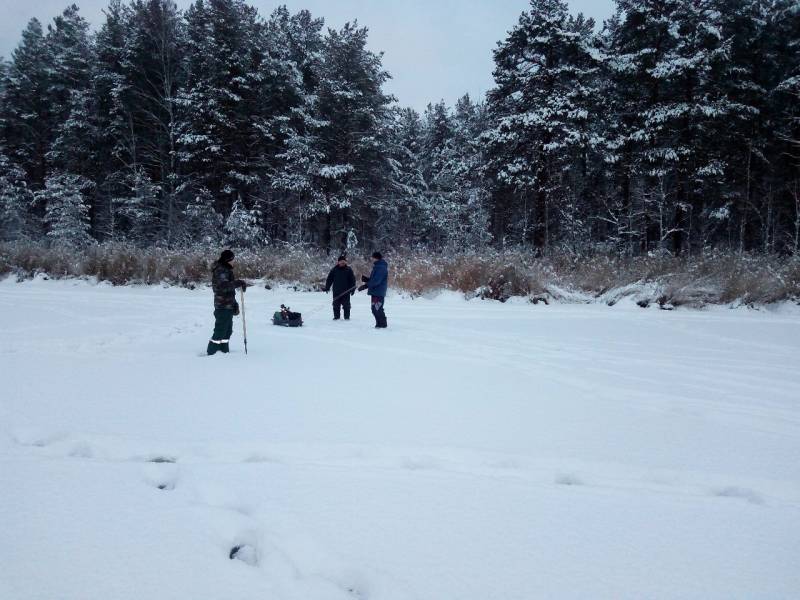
[207,249,247,355]
[323,255,357,320]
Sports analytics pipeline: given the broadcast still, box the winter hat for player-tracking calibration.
[220,249,235,263]
[337,255,347,262]
[371,251,382,260]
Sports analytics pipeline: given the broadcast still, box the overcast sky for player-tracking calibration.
[0,0,615,111]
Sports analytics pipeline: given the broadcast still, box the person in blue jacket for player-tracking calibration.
[358,251,388,328]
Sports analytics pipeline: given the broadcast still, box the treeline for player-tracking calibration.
[0,0,798,256]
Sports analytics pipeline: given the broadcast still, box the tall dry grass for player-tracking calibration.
[1,242,798,306]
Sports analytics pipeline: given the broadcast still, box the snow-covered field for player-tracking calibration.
[1,277,799,599]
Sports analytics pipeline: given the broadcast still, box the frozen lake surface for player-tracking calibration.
[1,277,799,599]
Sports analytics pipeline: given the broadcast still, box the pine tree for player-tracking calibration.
[264,7,326,243]
[38,173,93,248]
[93,0,131,240]
[182,187,223,246]
[419,101,462,246]
[271,112,327,243]
[116,0,185,243]
[266,7,324,95]
[0,0,797,255]
[605,0,749,254]
[313,21,394,250]
[46,5,93,128]
[484,0,600,252]
[48,90,99,178]
[1,18,52,189]
[113,169,161,242]
[766,0,800,253]
[0,148,33,241]
[380,106,426,245]
[177,0,264,205]
[449,95,492,248]
[223,196,262,247]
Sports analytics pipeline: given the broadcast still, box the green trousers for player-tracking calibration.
[208,308,234,355]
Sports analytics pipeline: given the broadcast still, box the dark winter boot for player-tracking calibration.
[220,342,230,353]
[207,340,220,355]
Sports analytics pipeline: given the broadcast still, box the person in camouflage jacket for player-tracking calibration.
[207,249,247,355]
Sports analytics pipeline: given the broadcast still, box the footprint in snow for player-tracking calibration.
[346,586,367,599]
[146,455,177,464]
[11,428,66,448]
[342,578,371,599]
[143,463,178,491]
[555,473,584,486]
[712,486,764,505]
[68,442,94,458]
[242,453,283,464]
[401,456,442,471]
[229,544,258,566]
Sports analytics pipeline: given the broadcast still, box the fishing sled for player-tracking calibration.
[272,304,303,327]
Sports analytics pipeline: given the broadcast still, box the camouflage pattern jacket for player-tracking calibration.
[212,261,239,310]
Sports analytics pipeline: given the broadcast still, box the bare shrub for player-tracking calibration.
[1,242,797,306]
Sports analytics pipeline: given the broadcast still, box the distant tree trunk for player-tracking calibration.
[793,181,800,254]
[739,141,754,253]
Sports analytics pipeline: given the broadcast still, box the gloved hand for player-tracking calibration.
[350,290,355,296]
[235,279,247,291]
[324,287,330,293]
[361,275,369,283]
[357,284,368,292]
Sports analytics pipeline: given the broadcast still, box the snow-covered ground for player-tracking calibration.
[1,277,799,599]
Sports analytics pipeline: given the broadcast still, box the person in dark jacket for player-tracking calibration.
[207,249,247,355]
[358,251,388,328]
[324,255,357,320]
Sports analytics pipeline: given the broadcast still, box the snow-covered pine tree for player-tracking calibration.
[223,196,262,247]
[177,0,263,208]
[112,169,161,242]
[313,21,394,250]
[45,5,93,128]
[380,106,427,246]
[484,0,600,252]
[448,95,492,248]
[266,7,324,95]
[0,18,52,190]
[417,98,492,248]
[181,187,223,246]
[0,148,33,241]
[177,0,307,247]
[251,8,309,209]
[264,7,326,243]
[271,111,327,243]
[607,0,748,254]
[37,173,93,248]
[116,0,185,243]
[593,10,642,253]
[767,0,800,253]
[92,0,130,241]
[420,101,455,241]
[46,90,101,242]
